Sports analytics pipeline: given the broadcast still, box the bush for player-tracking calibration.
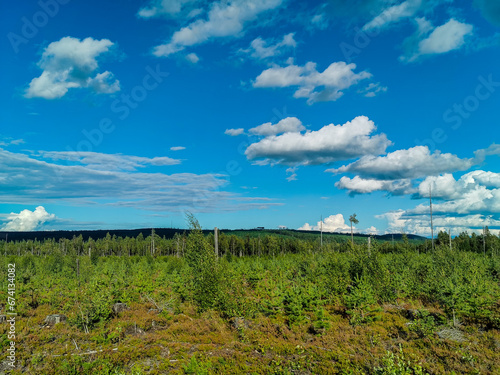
[70,280,113,331]
[408,310,436,338]
[345,276,382,326]
[184,213,222,312]
[374,345,428,375]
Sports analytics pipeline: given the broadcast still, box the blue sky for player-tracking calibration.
[1,0,500,235]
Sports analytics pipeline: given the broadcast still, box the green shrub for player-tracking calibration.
[184,213,222,312]
[183,355,211,375]
[408,310,436,338]
[345,276,382,326]
[374,345,428,375]
[70,281,113,331]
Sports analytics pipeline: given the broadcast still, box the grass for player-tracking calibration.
[0,239,499,374]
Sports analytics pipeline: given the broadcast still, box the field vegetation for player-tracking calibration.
[0,217,499,374]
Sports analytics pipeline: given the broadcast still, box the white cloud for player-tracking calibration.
[25,37,120,99]
[253,60,372,104]
[311,13,328,30]
[414,187,498,215]
[377,169,500,235]
[186,52,200,63]
[400,18,473,62]
[299,214,351,233]
[332,144,499,195]
[364,226,379,235]
[249,117,305,136]
[466,170,500,188]
[414,171,500,215]
[170,146,186,151]
[0,148,277,213]
[153,0,283,57]
[286,167,297,181]
[335,176,415,195]
[357,82,387,97]
[417,173,462,199]
[331,146,475,180]
[1,206,56,231]
[362,0,423,31]
[36,151,181,171]
[245,116,391,166]
[378,210,500,236]
[225,128,245,136]
[419,19,473,54]
[138,0,197,18]
[0,137,24,147]
[474,143,500,160]
[241,33,296,60]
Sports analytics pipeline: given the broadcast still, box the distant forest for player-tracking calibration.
[0,227,426,243]
[0,226,498,258]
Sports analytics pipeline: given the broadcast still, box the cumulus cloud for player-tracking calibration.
[400,18,473,62]
[25,37,120,99]
[170,146,186,151]
[376,169,500,235]
[185,52,200,63]
[249,117,305,136]
[331,146,475,180]
[299,214,378,234]
[332,144,499,195]
[152,0,283,56]
[417,173,462,199]
[245,116,391,166]
[364,226,379,235]
[253,60,372,104]
[414,171,500,215]
[378,210,500,236]
[465,170,500,188]
[362,0,423,31]
[299,214,351,232]
[0,148,277,213]
[35,151,181,171]
[1,206,56,231]
[225,128,245,136]
[413,187,499,216]
[336,176,415,195]
[241,33,296,60]
[419,19,473,54]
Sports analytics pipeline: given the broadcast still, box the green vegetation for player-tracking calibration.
[0,222,499,374]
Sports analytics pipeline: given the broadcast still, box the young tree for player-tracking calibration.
[349,214,359,247]
[184,212,221,311]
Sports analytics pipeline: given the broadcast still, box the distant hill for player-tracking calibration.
[0,228,427,243]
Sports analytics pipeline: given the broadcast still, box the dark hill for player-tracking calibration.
[0,228,427,242]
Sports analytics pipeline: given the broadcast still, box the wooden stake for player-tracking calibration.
[176,236,180,258]
[320,215,323,249]
[483,226,486,257]
[151,228,155,257]
[429,186,434,251]
[214,227,218,259]
[76,258,80,287]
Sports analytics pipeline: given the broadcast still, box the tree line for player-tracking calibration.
[0,227,499,258]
